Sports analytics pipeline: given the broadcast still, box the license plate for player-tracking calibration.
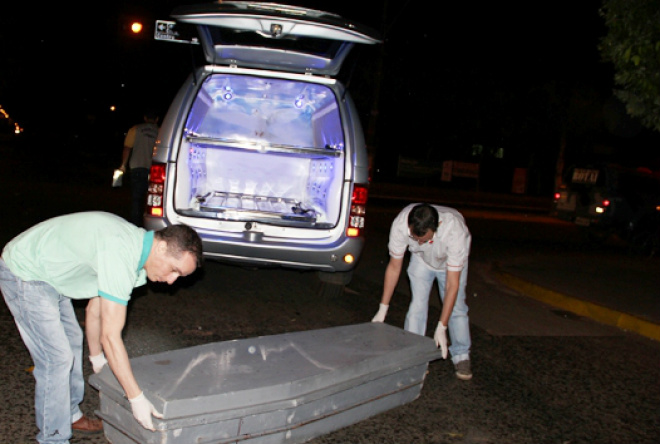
[575,217,591,227]
[572,168,599,184]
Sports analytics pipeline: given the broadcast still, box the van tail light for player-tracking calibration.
[147,162,166,217]
[595,199,610,214]
[348,184,368,237]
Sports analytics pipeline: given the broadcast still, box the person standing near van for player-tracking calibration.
[371,203,473,380]
[0,211,203,443]
[119,110,160,226]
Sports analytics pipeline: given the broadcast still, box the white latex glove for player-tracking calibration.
[89,352,108,374]
[434,322,448,359]
[129,391,163,431]
[371,303,389,323]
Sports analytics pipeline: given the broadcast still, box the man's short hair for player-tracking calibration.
[144,109,159,121]
[155,225,203,267]
[408,204,439,237]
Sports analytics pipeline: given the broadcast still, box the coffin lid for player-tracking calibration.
[89,323,440,421]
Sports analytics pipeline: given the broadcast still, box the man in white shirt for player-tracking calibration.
[372,203,472,380]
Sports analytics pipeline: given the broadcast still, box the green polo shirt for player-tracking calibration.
[2,212,152,306]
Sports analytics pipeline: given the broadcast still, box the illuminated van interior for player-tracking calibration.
[174,73,345,228]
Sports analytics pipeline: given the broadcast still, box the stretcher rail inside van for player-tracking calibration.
[182,192,325,227]
[186,135,343,158]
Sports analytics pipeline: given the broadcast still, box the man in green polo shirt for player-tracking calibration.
[0,211,203,444]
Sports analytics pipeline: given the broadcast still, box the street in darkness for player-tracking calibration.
[0,154,658,443]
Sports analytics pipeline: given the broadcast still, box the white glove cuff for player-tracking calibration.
[372,303,389,323]
[89,352,105,364]
[129,391,146,404]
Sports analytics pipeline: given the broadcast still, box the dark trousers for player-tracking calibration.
[129,168,149,227]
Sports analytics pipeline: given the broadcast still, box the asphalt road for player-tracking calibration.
[0,148,659,444]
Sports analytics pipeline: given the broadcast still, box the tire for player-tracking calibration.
[317,281,345,300]
[316,271,353,300]
[581,226,612,244]
[317,270,353,285]
[627,217,660,257]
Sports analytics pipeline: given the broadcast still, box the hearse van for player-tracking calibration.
[145,2,381,288]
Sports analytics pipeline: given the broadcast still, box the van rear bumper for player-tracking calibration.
[145,217,364,272]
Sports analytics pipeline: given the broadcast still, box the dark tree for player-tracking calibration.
[600,0,660,132]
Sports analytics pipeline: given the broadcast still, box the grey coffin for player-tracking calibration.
[89,322,442,444]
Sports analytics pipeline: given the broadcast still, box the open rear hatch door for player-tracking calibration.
[169,1,381,76]
[160,2,380,229]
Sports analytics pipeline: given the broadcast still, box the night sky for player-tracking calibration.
[1,0,657,192]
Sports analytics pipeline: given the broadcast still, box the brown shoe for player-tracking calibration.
[72,415,103,434]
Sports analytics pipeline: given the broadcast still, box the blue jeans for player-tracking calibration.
[0,259,84,444]
[405,255,471,363]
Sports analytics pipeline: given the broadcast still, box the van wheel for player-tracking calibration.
[627,216,660,257]
[318,282,345,300]
[317,271,352,300]
[581,226,611,244]
[317,271,353,285]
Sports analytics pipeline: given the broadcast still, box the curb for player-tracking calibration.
[493,269,660,342]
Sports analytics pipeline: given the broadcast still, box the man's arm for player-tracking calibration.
[85,297,103,357]
[431,269,461,356]
[440,270,461,325]
[120,127,136,171]
[380,256,404,306]
[119,146,132,171]
[372,255,404,323]
[99,297,141,399]
[98,297,163,430]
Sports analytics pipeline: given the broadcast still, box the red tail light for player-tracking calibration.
[553,192,561,201]
[348,184,368,237]
[147,163,166,217]
[602,199,611,207]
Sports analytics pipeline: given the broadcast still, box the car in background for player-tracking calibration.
[144,2,381,290]
[552,162,660,253]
